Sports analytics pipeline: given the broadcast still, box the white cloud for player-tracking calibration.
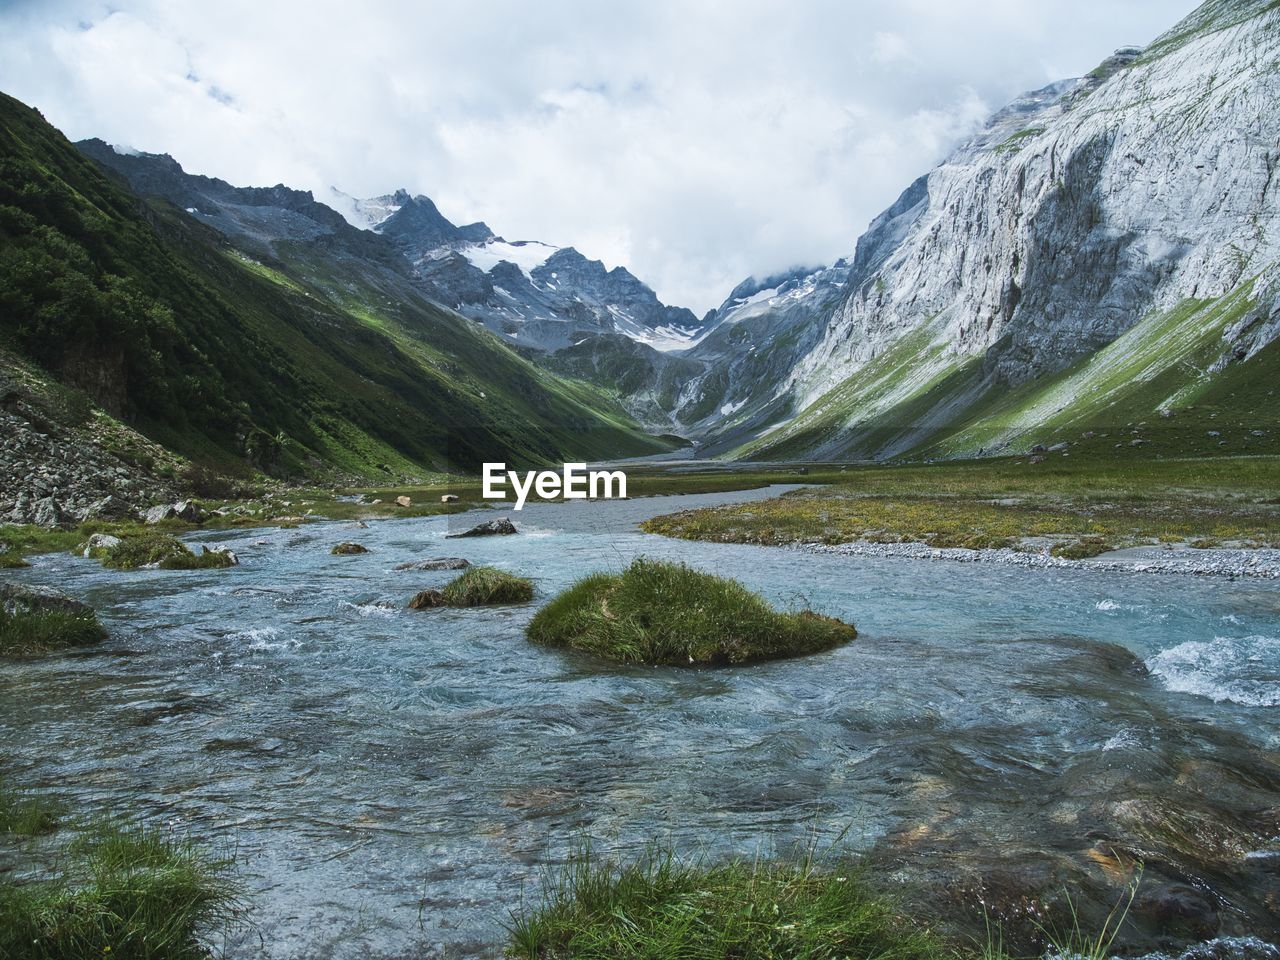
[0,0,1199,312]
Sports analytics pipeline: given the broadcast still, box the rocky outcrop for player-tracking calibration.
[0,381,179,528]
[750,0,1280,458]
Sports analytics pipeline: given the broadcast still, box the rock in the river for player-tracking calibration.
[446,517,517,538]
[81,533,123,557]
[201,545,238,566]
[394,557,471,571]
[1,583,95,618]
[1132,884,1220,941]
[331,542,370,555]
[407,589,446,609]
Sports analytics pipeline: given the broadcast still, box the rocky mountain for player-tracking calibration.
[29,0,1280,475]
[708,0,1280,461]
[0,91,671,505]
[330,187,710,353]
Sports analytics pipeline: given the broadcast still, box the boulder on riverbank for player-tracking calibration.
[394,557,471,571]
[407,566,533,608]
[446,517,517,538]
[527,558,855,666]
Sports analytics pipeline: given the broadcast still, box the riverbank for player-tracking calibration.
[792,541,1280,579]
[640,454,1280,580]
[3,486,1280,955]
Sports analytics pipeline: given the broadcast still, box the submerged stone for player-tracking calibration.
[446,517,518,538]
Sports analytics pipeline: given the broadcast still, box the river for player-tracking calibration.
[3,486,1279,957]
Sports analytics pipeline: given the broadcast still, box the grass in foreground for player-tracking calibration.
[507,848,942,960]
[0,609,107,657]
[527,558,854,665]
[0,823,239,960]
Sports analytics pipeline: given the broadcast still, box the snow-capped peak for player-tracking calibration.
[328,187,408,231]
[459,239,559,279]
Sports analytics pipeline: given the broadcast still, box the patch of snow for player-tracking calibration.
[719,398,746,417]
[461,239,558,278]
[327,188,404,231]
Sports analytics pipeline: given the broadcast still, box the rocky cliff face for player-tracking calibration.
[745,0,1280,459]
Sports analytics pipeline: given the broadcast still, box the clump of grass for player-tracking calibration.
[1050,537,1113,560]
[527,558,855,666]
[0,823,240,960]
[0,609,107,656]
[98,534,234,571]
[440,566,534,606]
[0,789,64,837]
[0,552,30,569]
[507,847,942,960]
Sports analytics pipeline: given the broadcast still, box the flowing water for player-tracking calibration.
[3,486,1280,957]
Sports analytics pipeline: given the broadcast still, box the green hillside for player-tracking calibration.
[0,92,670,479]
[740,278,1279,464]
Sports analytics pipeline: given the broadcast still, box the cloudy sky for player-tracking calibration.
[0,0,1196,312]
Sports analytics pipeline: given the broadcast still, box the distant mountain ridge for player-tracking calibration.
[327,187,709,354]
[49,0,1280,467]
[1,99,671,489]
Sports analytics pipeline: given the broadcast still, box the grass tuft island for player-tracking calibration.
[409,566,534,608]
[526,558,854,665]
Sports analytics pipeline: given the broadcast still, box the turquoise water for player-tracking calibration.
[3,486,1279,957]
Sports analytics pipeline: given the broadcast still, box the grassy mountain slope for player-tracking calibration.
[739,277,1279,463]
[0,91,669,479]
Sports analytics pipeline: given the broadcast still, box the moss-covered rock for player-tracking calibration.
[97,533,237,570]
[527,558,855,665]
[331,541,370,556]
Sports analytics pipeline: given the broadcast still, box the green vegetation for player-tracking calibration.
[641,456,1280,553]
[738,279,1279,466]
[0,90,668,482]
[527,558,854,665]
[441,566,534,606]
[97,533,235,570]
[0,608,107,656]
[994,127,1045,153]
[0,788,64,837]
[0,823,239,960]
[507,847,943,960]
